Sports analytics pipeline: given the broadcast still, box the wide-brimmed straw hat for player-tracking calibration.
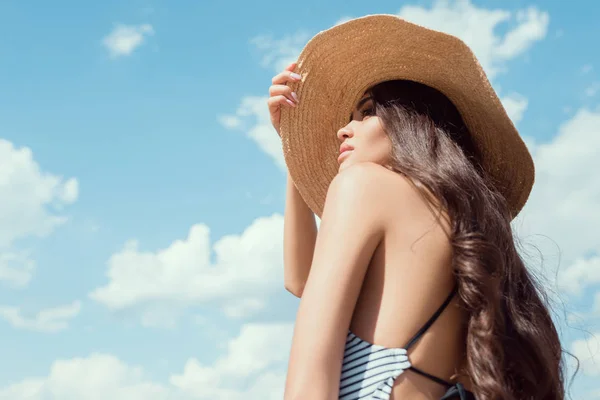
[279,14,534,219]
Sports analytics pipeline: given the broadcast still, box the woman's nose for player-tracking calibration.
[337,124,354,141]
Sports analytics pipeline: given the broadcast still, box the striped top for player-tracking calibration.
[338,286,476,400]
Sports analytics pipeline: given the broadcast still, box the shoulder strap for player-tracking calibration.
[404,284,458,350]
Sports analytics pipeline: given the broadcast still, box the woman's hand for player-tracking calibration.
[267,62,301,136]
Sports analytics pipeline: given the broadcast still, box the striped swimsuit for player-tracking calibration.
[339,286,475,400]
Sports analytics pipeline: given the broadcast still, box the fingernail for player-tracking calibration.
[291,92,299,102]
[290,72,302,80]
[286,98,296,107]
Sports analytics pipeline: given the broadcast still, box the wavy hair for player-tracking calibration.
[366,80,566,400]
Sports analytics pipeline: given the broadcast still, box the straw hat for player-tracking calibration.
[279,14,534,219]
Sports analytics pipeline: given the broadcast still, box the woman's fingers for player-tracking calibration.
[269,84,299,102]
[267,62,300,136]
[271,69,302,86]
[268,94,296,111]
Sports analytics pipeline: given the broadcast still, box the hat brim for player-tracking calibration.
[280,14,534,219]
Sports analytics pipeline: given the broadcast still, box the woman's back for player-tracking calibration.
[347,166,473,399]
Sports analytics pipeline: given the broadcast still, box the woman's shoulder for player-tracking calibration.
[330,162,431,208]
[327,162,448,231]
[328,162,412,197]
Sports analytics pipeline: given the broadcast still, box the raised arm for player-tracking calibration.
[283,163,388,400]
[267,61,317,298]
[284,171,318,297]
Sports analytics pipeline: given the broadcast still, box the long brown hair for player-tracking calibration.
[367,80,566,400]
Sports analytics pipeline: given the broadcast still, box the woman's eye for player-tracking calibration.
[361,107,374,117]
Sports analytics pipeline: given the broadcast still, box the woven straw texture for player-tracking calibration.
[279,14,534,219]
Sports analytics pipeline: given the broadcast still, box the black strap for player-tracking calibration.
[404,285,458,350]
[411,367,475,399]
[410,367,475,399]
[409,365,454,387]
[403,285,466,395]
[440,383,475,400]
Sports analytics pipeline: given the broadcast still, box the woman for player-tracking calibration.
[267,15,566,400]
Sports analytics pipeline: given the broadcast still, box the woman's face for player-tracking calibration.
[336,92,393,172]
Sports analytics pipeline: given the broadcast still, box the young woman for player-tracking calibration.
[267,15,566,400]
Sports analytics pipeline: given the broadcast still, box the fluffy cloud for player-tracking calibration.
[90,214,284,322]
[218,96,285,170]
[557,257,600,296]
[250,32,310,73]
[0,354,172,400]
[0,251,35,287]
[102,24,154,58]
[217,115,243,130]
[0,323,293,400]
[395,0,549,79]
[0,139,78,287]
[501,93,529,124]
[0,301,81,333]
[170,323,293,399]
[515,107,600,275]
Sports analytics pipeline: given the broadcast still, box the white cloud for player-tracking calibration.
[0,354,172,400]
[59,178,78,203]
[218,96,285,170]
[0,140,79,247]
[0,139,78,287]
[139,306,182,329]
[102,24,154,58]
[0,323,294,400]
[557,256,600,296]
[514,107,600,293]
[90,214,284,323]
[571,333,600,377]
[396,0,549,79]
[0,251,35,287]
[170,322,293,399]
[217,115,243,130]
[0,301,81,333]
[250,32,310,73]
[501,93,529,124]
[222,298,266,319]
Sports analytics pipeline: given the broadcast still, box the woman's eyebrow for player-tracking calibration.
[356,96,373,109]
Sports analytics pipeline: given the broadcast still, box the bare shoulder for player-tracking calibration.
[327,162,435,224]
[327,162,410,200]
[324,162,395,224]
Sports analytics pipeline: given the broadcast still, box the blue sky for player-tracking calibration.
[0,0,599,398]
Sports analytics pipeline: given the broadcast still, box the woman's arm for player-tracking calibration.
[283,163,388,400]
[284,171,317,297]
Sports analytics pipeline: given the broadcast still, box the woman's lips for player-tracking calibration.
[339,143,354,154]
[337,149,353,163]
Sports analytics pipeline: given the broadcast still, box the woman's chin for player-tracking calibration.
[338,159,353,172]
